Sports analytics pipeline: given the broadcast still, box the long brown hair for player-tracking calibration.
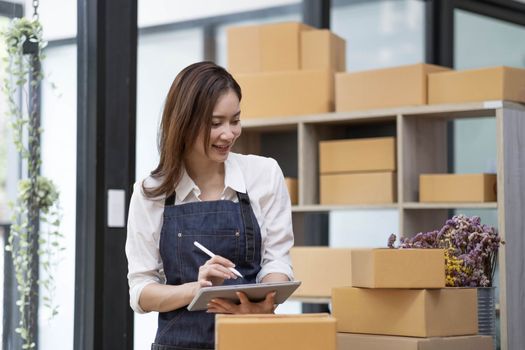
[142,61,242,198]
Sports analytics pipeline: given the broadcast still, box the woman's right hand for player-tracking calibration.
[198,255,238,286]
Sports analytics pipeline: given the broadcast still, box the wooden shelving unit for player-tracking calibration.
[292,204,398,212]
[233,100,525,350]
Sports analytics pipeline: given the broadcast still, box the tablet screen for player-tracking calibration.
[187,281,301,311]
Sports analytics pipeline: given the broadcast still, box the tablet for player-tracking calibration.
[187,281,301,311]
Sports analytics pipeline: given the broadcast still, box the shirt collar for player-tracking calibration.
[224,154,246,194]
[175,168,199,203]
[175,154,247,202]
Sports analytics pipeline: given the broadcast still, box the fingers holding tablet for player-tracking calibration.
[206,291,276,314]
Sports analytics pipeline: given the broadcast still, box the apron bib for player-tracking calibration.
[151,192,262,350]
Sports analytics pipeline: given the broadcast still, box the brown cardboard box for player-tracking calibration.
[227,22,313,73]
[351,248,445,288]
[332,288,478,337]
[429,66,525,104]
[285,177,298,205]
[335,63,450,112]
[290,247,352,297]
[301,29,346,72]
[227,25,261,74]
[235,70,333,118]
[319,137,396,174]
[215,313,336,350]
[337,333,493,350]
[420,174,497,202]
[320,172,396,205]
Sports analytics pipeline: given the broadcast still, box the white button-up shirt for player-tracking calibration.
[125,152,294,313]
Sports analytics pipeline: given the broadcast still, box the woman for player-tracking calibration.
[125,61,294,350]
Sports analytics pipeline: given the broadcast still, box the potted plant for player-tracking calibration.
[2,17,63,349]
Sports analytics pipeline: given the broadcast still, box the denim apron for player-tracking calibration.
[151,191,262,350]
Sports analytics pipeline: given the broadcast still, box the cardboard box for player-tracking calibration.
[227,25,261,74]
[227,22,313,73]
[285,177,298,205]
[420,174,497,202]
[235,70,333,118]
[332,288,478,337]
[319,137,396,174]
[290,247,352,297]
[429,66,525,104]
[335,63,450,112]
[215,313,336,350]
[320,172,396,205]
[337,333,493,350]
[301,29,346,72]
[351,248,445,288]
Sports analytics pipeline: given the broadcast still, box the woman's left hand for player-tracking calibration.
[207,291,276,314]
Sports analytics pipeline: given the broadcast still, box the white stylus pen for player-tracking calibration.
[193,241,244,278]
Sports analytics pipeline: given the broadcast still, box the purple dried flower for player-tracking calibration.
[391,214,504,287]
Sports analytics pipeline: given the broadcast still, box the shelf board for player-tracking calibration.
[403,202,498,209]
[291,203,498,212]
[241,110,396,129]
[240,101,525,130]
[289,296,331,304]
[292,204,399,212]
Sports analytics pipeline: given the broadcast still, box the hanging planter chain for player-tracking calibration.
[26,50,41,349]
[32,0,39,20]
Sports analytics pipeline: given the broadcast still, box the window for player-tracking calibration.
[331,0,425,71]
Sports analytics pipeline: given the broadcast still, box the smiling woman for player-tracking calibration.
[125,61,294,350]
[186,90,242,175]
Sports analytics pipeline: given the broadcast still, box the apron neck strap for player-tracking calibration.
[165,193,176,206]
[236,191,256,262]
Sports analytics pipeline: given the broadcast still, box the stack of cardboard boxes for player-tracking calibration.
[319,136,396,205]
[228,21,345,205]
[227,21,345,119]
[332,248,493,349]
[216,248,493,349]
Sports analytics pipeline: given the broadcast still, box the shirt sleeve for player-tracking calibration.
[256,159,295,282]
[125,180,165,314]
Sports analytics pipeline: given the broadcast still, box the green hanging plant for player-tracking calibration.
[1,17,64,349]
